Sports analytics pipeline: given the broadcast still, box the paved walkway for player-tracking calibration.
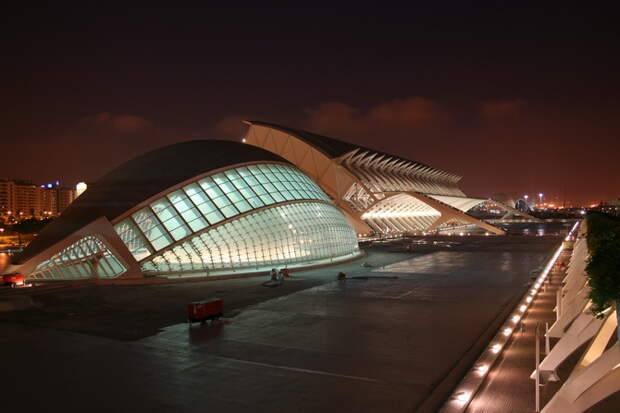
[0,249,413,340]
[466,250,570,412]
[1,238,558,413]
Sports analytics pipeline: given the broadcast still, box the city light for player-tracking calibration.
[76,182,87,198]
[512,315,521,323]
[502,328,512,336]
[526,296,533,303]
[491,344,502,354]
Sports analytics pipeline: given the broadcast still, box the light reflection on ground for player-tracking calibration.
[0,253,9,274]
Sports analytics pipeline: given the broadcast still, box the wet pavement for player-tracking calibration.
[1,236,560,413]
[466,250,569,413]
[0,252,10,274]
[0,249,415,340]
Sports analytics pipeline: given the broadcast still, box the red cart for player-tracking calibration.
[187,298,223,325]
[2,272,25,288]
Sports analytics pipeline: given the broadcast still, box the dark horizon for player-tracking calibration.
[2,5,619,205]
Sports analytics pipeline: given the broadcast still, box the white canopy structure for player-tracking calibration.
[244,121,537,235]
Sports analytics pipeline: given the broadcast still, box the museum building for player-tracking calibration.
[8,121,536,282]
[9,140,360,281]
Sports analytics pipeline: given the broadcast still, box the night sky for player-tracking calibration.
[2,5,619,205]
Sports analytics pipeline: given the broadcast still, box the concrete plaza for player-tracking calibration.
[1,236,559,412]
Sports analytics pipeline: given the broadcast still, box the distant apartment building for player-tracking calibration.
[0,180,40,217]
[0,180,15,215]
[41,185,75,216]
[0,179,76,219]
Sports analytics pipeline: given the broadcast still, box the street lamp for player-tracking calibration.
[538,193,543,207]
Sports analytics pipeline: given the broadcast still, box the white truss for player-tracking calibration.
[361,193,441,233]
[341,150,465,197]
[538,221,620,412]
[244,122,506,235]
[29,235,127,280]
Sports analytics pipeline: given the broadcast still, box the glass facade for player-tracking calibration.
[114,163,331,262]
[29,235,127,280]
[112,163,359,276]
[141,202,358,274]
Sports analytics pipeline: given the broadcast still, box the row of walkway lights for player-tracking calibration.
[442,220,579,412]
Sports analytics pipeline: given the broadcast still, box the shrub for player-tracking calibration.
[585,213,620,316]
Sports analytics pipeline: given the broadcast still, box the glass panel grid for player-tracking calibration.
[115,163,334,263]
[141,202,358,275]
[30,235,127,280]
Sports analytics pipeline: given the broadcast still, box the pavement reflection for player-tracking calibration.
[1,230,566,413]
[0,253,9,274]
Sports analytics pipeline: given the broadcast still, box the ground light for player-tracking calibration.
[441,220,580,412]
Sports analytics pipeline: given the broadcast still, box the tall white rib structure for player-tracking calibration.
[539,221,620,412]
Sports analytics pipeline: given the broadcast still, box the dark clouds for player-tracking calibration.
[479,99,526,118]
[78,113,153,134]
[211,96,620,205]
[212,115,249,141]
[1,5,619,205]
[302,97,444,138]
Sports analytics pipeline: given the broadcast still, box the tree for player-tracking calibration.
[585,213,620,318]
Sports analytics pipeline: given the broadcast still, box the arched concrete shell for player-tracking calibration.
[14,140,288,264]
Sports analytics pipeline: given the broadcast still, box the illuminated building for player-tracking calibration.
[0,179,15,216]
[41,183,76,216]
[8,141,360,281]
[243,121,535,235]
[1,179,44,218]
[0,179,76,218]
